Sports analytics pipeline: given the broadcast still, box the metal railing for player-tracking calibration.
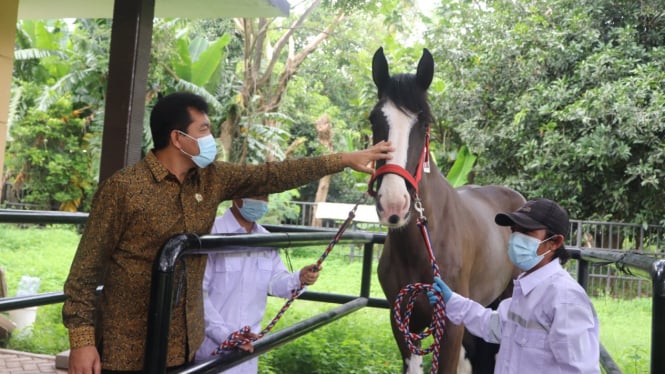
[146,231,386,373]
[568,247,665,374]
[567,220,665,299]
[1,209,664,373]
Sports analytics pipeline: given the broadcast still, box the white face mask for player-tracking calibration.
[237,198,269,222]
[508,232,554,271]
[178,131,217,168]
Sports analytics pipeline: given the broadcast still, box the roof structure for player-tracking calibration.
[17,0,290,19]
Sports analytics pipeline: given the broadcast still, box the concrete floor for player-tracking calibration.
[0,349,67,374]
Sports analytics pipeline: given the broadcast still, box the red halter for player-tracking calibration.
[367,127,430,197]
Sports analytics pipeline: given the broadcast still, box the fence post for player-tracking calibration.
[577,259,589,291]
[573,221,589,291]
[651,259,665,374]
[145,233,199,374]
[360,243,374,298]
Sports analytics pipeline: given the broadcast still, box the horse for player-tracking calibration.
[368,47,525,374]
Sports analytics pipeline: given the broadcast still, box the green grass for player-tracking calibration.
[595,296,651,374]
[259,248,401,373]
[0,224,78,352]
[0,225,80,294]
[0,225,654,373]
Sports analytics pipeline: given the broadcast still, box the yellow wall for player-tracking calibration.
[0,0,19,185]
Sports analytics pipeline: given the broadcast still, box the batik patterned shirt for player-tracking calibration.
[62,151,342,371]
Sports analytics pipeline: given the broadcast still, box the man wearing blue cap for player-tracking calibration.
[429,198,600,373]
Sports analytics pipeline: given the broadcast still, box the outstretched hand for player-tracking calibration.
[341,140,394,174]
[300,264,321,286]
[427,276,453,305]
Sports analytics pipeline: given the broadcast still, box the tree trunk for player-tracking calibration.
[311,114,334,226]
[225,4,344,165]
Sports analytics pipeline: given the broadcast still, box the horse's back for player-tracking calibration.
[456,184,525,213]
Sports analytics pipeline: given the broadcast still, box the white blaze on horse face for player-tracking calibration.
[405,354,423,374]
[377,100,416,227]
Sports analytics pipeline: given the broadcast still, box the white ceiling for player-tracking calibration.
[17,0,290,20]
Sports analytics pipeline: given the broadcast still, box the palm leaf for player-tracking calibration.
[14,48,67,60]
[175,79,224,112]
[36,68,95,111]
[191,34,231,87]
[7,87,23,141]
[446,145,477,188]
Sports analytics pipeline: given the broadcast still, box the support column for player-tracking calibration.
[0,0,19,186]
[652,259,665,374]
[98,0,155,182]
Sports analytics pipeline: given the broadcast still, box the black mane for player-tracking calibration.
[378,73,434,126]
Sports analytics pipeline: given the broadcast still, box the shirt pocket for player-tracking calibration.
[255,257,273,292]
[514,327,547,349]
[514,327,556,370]
[214,258,242,273]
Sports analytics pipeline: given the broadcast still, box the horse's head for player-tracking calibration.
[368,47,434,228]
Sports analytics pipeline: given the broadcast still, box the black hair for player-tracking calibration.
[547,231,571,265]
[149,92,209,150]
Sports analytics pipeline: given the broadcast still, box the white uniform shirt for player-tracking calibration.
[446,260,600,374]
[194,209,303,373]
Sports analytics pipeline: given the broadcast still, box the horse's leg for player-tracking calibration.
[463,329,498,374]
[436,322,464,374]
[458,345,472,374]
[389,312,424,374]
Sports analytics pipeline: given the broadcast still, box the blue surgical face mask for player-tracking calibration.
[237,199,269,222]
[178,131,217,168]
[508,232,553,272]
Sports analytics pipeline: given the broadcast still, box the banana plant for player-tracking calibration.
[446,145,477,188]
[169,33,230,111]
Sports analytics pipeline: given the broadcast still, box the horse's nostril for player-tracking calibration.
[388,215,399,225]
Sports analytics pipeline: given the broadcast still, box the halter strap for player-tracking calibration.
[367,127,430,197]
[367,164,419,196]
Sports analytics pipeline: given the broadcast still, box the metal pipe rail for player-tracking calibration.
[145,230,386,374]
[171,297,369,374]
[0,291,66,311]
[570,247,665,374]
[0,208,87,224]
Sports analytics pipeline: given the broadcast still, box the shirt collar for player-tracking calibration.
[516,260,562,295]
[145,150,199,183]
[145,151,170,182]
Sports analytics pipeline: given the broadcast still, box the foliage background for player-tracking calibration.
[422,0,665,224]
[6,0,665,226]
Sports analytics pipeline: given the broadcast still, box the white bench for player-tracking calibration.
[313,202,379,224]
[313,202,381,262]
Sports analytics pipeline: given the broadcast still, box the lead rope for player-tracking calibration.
[392,195,447,373]
[212,203,360,355]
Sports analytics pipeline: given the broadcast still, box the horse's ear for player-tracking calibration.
[416,48,434,91]
[372,47,391,97]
